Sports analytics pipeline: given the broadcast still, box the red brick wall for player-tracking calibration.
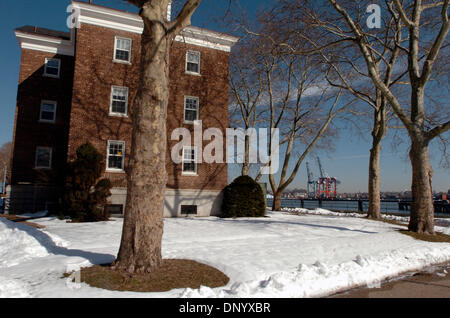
[67,23,228,191]
[11,49,74,186]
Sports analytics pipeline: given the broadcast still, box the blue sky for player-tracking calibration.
[0,0,448,192]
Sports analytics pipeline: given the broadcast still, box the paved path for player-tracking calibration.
[331,262,450,298]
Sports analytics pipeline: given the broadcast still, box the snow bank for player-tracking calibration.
[283,207,368,218]
[0,276,31,298]
[179,245,450,298]
[0,218,50,268]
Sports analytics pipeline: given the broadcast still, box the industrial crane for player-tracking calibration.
[316,156,337,199]
[306,157,338,199]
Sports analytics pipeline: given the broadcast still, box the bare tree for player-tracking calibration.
[0,142,12,191]
[327,0,449,234]
[275,0,449,233]
[229,40,266,176]
[236,19,351,210]
[286,4,406,219]
[114,0,202,274]
[265,54,347,211]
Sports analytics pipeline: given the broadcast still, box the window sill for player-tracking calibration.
[43,74,60,79]
[34,167,51,170]
[185,71,201,76]
[106,169,125,174]
[113,59,132,65]
[109,113,129,118]
[182,172,198,176]
[39,120,56,124]
[183,120,199,125]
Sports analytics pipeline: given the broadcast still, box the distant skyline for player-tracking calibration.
[0,0,448,193]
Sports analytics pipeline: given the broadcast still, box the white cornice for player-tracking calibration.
[15,31,75,56]
[71,1,238,52]
[73,1,144,34]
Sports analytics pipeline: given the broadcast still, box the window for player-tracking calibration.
[114,37,132,63]
[107,141,125,171]
[181,205,198,215]
[105,204,124,216]
[39,101,57,123]
[184,96,199,123]
[43,58,60,78]
[182,146,197,174]
[186,51,200,74]
[35,147,52,169]
[110,86,129,116]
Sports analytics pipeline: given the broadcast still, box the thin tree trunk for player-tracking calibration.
[367,107,385,219]
[408,137,435,234]
[242,134,250,175]
[114,19,170,273]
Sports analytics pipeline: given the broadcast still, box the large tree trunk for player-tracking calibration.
[114,18,170,273]
[272,191,282,211]
[408,137,435,234]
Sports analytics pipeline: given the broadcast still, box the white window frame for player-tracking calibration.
[109,86,129,117]
[113,36,132,64]
[43,58,61,78]
[39,100,57,123]
[185,51,201,75]
[182,146,198,175]
[106,140,126,172]
[35,147,52,169]
[183,96,199,124]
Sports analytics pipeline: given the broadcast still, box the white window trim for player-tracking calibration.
[182,146,198,176]
[35,147,52,169]
[39,100,57,123]
[106,140,126,172]
[109,86,129,117]
[185,50,201,76]
[43,58,61,78]
[113,36,132,64]
[183,96,199,124]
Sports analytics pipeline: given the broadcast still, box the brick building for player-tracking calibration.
[8,1,238,216]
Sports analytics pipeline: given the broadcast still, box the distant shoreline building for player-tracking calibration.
[8,1,238,216]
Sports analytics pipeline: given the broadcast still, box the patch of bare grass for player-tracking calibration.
[399,230,450,243]
[66,259,230,293]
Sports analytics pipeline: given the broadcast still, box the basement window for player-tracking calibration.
[181,205,197,215]
[43,58,60,78]
[114,37,132,63]
[186,51,200,75]
[105,204,124,216]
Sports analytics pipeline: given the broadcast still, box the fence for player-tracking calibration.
[267,198,449,215]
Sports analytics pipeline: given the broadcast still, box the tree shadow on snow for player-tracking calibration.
[2,219,115,264]
[190,217,377,234]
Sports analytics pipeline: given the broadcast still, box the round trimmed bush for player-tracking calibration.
[221,176,266,218]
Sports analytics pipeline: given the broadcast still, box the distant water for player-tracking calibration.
[266,199,448,217]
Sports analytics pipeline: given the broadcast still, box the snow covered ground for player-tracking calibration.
[1,209,450,298]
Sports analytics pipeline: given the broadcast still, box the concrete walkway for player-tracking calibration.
[331,262,450,298]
